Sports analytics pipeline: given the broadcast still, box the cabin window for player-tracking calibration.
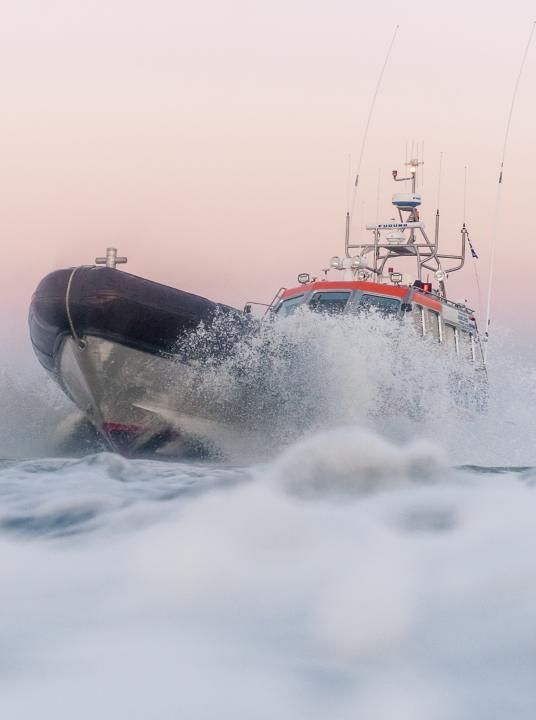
[412,306,426,335]
[309,292,351,314]
[427,310,441,341]
[359,294,401,315]
[472,335,483,365]
[444,324,457,354]
[458,330,473,361]
[276,295,304,316]
[470,335,477,363]
[470,334,479,362]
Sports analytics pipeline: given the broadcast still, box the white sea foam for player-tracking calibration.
[0,443,536,718]
[2,311,535,464]
[1,315,536,717]
[266,425,446,496]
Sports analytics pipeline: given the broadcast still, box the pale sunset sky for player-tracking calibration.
[1,0,535,338]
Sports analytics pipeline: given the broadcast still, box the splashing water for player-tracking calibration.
[1,442,536,718]
[164,310,493,462]
[1,315,536,718]
[1,312,535,464]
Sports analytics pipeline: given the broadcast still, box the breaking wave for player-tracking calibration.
[0,435,536,718]
[1,314,536,718]
[166,310,488,461]
[1,312,535,465]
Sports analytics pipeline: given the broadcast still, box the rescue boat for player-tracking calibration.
[258,156,487,378]
[28,156,486,457]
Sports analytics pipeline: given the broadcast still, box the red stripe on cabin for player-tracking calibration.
[280,281,408,301]
[412,293,442,311]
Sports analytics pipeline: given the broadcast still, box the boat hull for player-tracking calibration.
[29,266,243,372]
[29,267,248,455]
[58,334,233,456]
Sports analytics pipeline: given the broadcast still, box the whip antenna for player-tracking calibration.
[375,169,382,225]
[344,153,352,247]
[464,165,484,320]
[349,25,399,232]
[436,152,443,211]
[463,165,467,224]
[434,152,443,249]
[484,21,536,361]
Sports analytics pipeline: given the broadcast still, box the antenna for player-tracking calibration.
[433,151,443,249]
[463,165,468,224]
[344,153,352,247]
[421,141,425,190]
[346,153,352,214]
[375,169,382,225]
[436,152,443,211]
[348,25,399,234]
[464,166,484,320]
[484,21,536,362]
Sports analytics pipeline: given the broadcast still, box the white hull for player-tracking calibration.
[58,335,241,456]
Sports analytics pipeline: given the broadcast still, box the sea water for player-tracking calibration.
[1,314,536,719]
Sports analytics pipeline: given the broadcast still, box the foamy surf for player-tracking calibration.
[2,315,535,466]
[1,319,536,718]
[265,426,446,496]
[0,438,535,719]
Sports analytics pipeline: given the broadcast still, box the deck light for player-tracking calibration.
[390,272,403,284]
[435,270,446,282]
[351,255,366,270]
[297,273,310,285]
[329,256,342,269]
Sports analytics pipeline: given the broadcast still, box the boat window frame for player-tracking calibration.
[457,329,473,361]
[444,323,457,354]
[413,306,426,336]
[356,293,402,316]
[427,309,441,342]
[308,290,352,315]
[275,294,305,317]
[410,305,424,335]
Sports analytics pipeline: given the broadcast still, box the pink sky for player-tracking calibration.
[1,0,535,339]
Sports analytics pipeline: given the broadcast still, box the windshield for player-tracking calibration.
[308,292,351,314]
[358,294,401,315]
[276,295,304,317]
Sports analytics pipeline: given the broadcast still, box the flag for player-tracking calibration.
[468,236,478,259]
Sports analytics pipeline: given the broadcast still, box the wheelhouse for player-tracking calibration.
[254,152,486,372]
[274,280,407,317]
[272,280,484,365]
